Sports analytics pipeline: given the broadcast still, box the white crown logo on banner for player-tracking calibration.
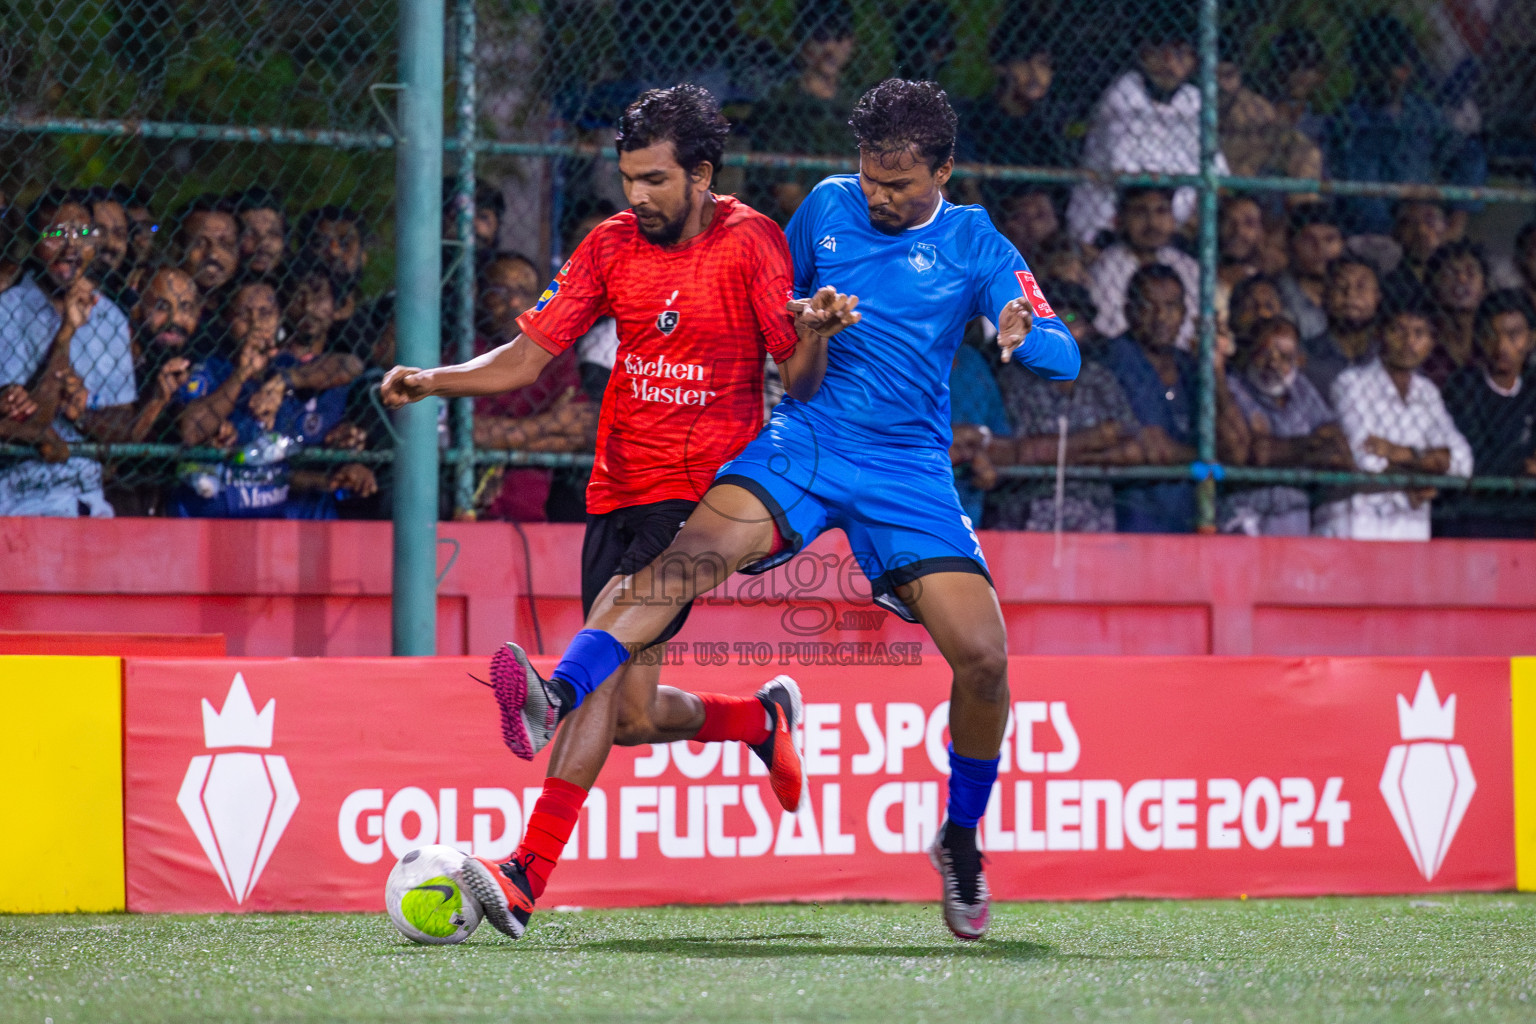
[177,674,300,904]
[1378,672,1475,881]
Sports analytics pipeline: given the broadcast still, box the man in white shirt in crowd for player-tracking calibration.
[1319,292,1472,540]
[1067,10,1228,243]
[1086,186,1198,348]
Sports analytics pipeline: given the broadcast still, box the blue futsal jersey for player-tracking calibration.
[715,175,1081,619]
[780,174,1080,449]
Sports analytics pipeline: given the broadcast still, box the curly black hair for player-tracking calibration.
[615,84,730,175]
[848,78,957,172]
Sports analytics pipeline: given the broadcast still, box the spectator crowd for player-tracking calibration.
[3,3,1536,539]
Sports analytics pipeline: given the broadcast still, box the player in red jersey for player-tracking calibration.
[381,85,860,939]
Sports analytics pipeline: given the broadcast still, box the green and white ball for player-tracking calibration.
[385,845,483,945]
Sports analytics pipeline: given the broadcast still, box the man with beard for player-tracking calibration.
[296,205,372,356]
[175,196,240,323]
[125,267,195,436]
[0,190,136,515]
[1303,255,1382,396]
[382,85,845,940]
[1220,316,1353,536]
[98,265,200,512]
[470,252,596,522]
[235,187,287,283]
[87,185,135,309]
[391,80,1075,944]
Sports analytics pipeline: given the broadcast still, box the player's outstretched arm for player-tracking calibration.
[379,335,555,408]
[997,296,1079,380]
[780,286,860,402]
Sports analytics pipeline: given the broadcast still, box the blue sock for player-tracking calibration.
[946,743,1000,829]
[549,629,631,710]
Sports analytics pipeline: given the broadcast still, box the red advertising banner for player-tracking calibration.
[123,655,1515,913]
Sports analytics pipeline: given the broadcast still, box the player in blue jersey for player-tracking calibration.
[488,79,1079,940]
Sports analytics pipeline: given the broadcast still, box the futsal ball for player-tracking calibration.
[385,845,484,944]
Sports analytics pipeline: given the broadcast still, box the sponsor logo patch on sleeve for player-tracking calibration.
[1015,269,1056,319]
[533,278,560,312]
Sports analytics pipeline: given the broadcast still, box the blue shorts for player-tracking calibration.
[715,414,991,623]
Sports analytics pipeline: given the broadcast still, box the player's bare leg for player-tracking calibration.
[467,485,803,937]
[897,570,1010,940]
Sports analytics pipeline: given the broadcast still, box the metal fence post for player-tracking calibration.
[452,0,478,519]
[1195,0,1221,533]
[392,0,445,655]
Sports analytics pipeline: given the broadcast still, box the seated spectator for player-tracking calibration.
[296,205,373,355]
[170,367,377,519]
[746,0,859,223]
[993,187,1064,264]
[1067,9,1227,243]
[1423,239,1491,386]
[957,18,1076,197]
[129,266,199,363]
[1304,256,1383,396]
[986,340,1145,533]
[1086,187,1198,346]
[87,185,135,309]
[1439,289,1536,537]
[124,266,196,441]
[1380,200,1451,310]
[1216,193,1266,329]
[275,268,365,445]
[471,253,595,522]
[1319,293,1473,540]
[1277,204,1344,342]
[1329,15,1486,237]
[1228,275,1286,346]
[441,179,506,266]
[175,195,240,320]
[108,265,199,514]
[948,341,1011,527]
[179,281,282,447]
[1216,49,1323,192]
[1220,317,1353,535]
[0,190,140,517]
[1099,265,1215,532]
[1252,27,1329,154]
[235,187,287,283]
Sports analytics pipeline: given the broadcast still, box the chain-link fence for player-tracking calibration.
[4,0,1536,538]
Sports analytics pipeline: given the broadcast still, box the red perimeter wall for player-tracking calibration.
[2,517,1534,658]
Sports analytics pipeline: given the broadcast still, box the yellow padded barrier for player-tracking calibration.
[0,656,124,911]
[1515,658,1536,893]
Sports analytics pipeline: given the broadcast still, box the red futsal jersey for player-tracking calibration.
[517,195,798,514]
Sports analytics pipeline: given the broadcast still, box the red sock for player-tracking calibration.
[510,777,587,899]
[693,692,772,745]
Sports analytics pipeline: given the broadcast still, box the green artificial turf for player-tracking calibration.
[3,896,1534,1023]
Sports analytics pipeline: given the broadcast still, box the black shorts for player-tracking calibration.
[581,498,698,650]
